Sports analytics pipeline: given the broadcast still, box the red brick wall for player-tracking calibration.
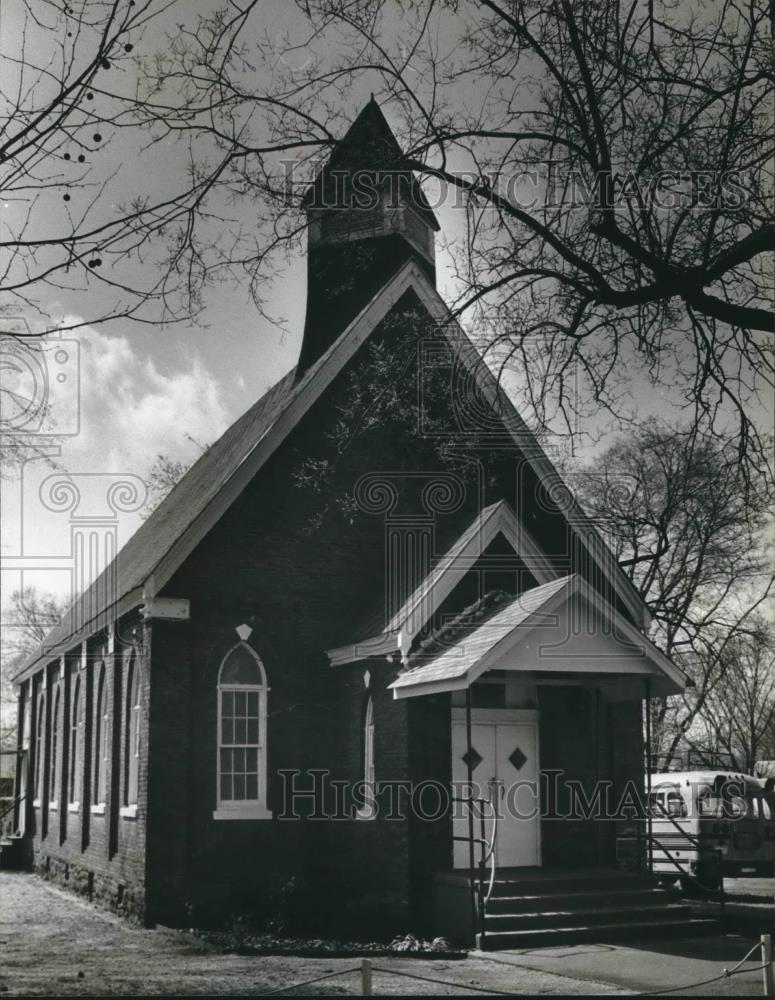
[538,686,644,868]
[25,613,149,922]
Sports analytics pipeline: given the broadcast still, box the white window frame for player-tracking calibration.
[121,657,141,819]
[48,686,60,811]
[213,642,271,821]
[68,675,81,812]
[356,696,376,821]
[91,666,108,814]
[33,694,45,807]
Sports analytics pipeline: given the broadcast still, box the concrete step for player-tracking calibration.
[484,903,693,932]
[477,917,719,951]
[488,874,655,896]
[487,887,674,913]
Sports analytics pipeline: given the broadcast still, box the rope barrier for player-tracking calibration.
[255,934,772,996]
[260,965,360,995]
[371,964,523,995]
[635,939,765,995]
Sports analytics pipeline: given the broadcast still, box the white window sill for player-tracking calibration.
[120,804,138,820]
[48,802,58,812]
[68,802,80,814]
[213,805,272,821]
[90,803,106,816]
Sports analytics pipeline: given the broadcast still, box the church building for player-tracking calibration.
[9,102,700,948]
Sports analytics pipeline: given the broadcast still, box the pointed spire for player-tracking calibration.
[303,100,439,230]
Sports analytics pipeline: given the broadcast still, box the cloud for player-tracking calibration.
[72,325,230,474]
[1,323,232,603]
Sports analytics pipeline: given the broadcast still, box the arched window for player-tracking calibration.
[124,657,140,808]
[49,686,60,808]
[357,696,376,820]
[34,694,45,803]
[93,667,108,807]
[215,643,270,820]
[69,676,82,807]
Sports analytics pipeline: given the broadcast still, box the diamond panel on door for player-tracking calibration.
[462,746,483,770]
[508,745,528,771]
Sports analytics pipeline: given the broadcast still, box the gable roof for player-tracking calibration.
[15,259,651,682]
[390,574,684,700]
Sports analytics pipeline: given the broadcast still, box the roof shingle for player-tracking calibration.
[390,575,574,692]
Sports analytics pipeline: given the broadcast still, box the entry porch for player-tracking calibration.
[388,575,688,946]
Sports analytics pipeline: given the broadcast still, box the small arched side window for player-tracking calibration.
[214,643,271,820]
[69,676,82,808]
[34,694,46,804]
[49,686,60,808]
[124,655,141,810]
[356,695,376,820]
[93,666,109,808]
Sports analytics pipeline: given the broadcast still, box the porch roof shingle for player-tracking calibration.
[390,575,573,694]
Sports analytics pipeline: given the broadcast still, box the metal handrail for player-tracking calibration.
[0,793,25,838]
[647,797,725,932]
[649,796,706,853]
[0,749,28,839]
[451,792,498,942]
[477,794,498,904]
[646,832,725,933]
[451,795,497,875]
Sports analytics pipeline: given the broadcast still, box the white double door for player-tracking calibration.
[452,710,540,869]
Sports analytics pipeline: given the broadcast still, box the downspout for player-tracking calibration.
[645,677,653,873]
[465,687,476,937]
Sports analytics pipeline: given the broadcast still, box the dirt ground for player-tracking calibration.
[0,873,623,996]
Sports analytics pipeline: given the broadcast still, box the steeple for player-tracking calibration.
[297,100,440,376]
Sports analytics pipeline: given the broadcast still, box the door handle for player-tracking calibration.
[488,777,505,801]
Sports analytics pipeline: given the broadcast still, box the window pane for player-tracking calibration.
[217,646,266,808]
[220,646,263,685]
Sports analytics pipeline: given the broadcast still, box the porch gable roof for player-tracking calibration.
[389,574,686,700]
